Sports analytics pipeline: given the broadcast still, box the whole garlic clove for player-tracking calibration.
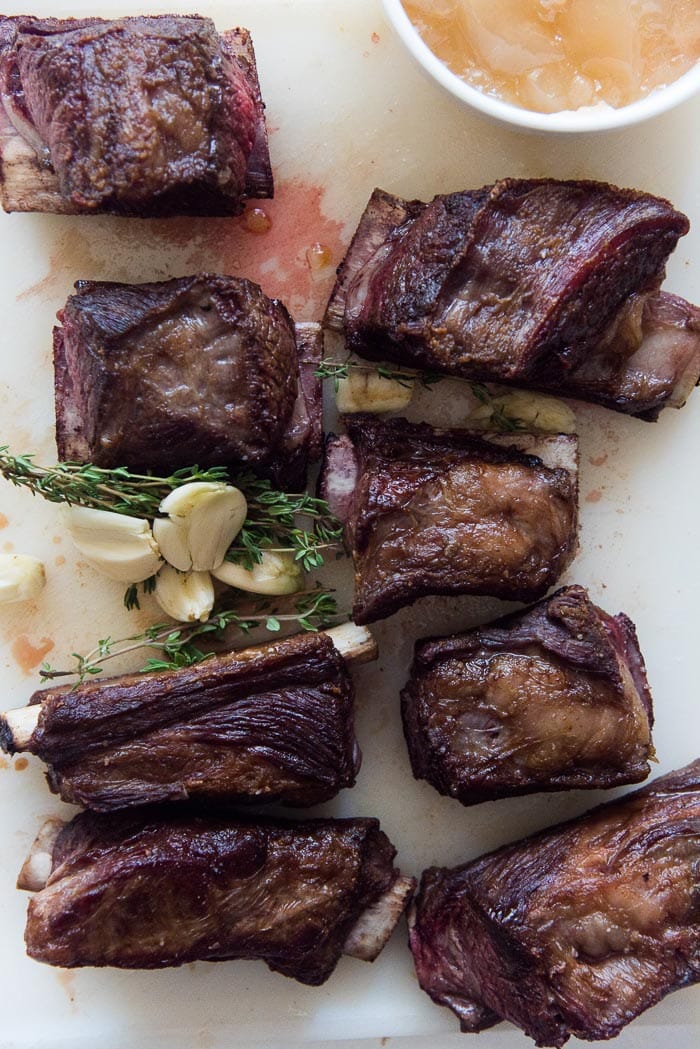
[158,482,248,572]
[64,506,163,582]
[336,371,414,414]
[0,554,46,604]
[186,488,248,571]
[154,566,214,623]
[159,482,228,517]
[152,517,192,572]
[467,390,576,434]
[212,551,303,596]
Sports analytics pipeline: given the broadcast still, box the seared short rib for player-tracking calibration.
[402,585,654,804]
[0,629,374,811]
[53,275,322,487]
[20,810,415,981]
[0,15,272,215]
[409,760,700,1046]
[326,180,700,419]
[321,416,578,624]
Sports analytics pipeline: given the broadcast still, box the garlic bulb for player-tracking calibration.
[212,551,303,596]
[0,554,46,604]
[64,506,163,582]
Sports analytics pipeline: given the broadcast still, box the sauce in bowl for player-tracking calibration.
[402,0,700,114]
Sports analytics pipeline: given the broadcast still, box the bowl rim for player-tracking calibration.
[382,0,700,133]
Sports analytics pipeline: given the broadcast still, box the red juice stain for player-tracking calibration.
[153,179,347,321]
[586,489,603,503]
[0,513,8,529]
[588,454,608,467]
[372,32,381,44]
[11,635,54,674]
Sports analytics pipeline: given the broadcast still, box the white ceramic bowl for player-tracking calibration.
[382,0,700,133]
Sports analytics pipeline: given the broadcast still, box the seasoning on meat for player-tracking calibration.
[0,15,272,215]
[402,585,654,805]
[20,809,415,982]
[321,415,578,624]
[326,180,700,420]
[409,760,700,1046]
[53,275,322,488]
[0,627,377,811]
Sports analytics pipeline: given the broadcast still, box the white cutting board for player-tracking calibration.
[0,2,699,1047]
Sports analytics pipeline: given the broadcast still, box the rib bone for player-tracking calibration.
[0,703,40,752]
[17,818,64,891]
[343,875,416,961]
[325,622,378,664]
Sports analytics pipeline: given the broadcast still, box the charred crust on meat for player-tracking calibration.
[401,585,654,804]
[0,15,272,215]
[327,179,700,419]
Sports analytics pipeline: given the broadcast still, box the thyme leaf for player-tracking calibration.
[39,588,341,684]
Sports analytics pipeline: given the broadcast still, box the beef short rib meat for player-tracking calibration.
[54,274,322,487]
[22,809,415,983]
[326,180,700,419]
[0,15,272,215]
[402,585,654,805]
[1,632,365,811]
[321,416,578,624]
[409,760,700,1046]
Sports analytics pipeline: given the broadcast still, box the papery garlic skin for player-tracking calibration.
[64,506,163,582]
[212,551,303,596]
[154,566,214,622]
[157,482,248,571]
[336,371,414,414]
[0,554,46,604]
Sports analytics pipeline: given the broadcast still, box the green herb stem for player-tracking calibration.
[40,588,340,683]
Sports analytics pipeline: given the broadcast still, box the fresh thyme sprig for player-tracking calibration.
[226,475,344,572]
[315,357,527,431]
[0,449,230,515]
[0,449,344,573]
[469,383,526,433]
[40,588,340,683]
[315,355,442,392]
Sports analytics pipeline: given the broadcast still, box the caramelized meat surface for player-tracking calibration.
[3,633,359,811]
[0,15,272,215]
[24,810,413,983]
[326,181,700,419]
[54,275,322,487]
[402,586,654,805]
[321,416,578,624]
[409,761,700,1046]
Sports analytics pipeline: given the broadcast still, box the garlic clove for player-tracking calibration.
[336,371,414,414]
[186,488,249,571]
[152,517,192,572]
[212,551,303,596]
[64,506,163,582]
[154,566,214,622]
[0,554,46,604]
[159,482,228,517]
[467,390,576,434]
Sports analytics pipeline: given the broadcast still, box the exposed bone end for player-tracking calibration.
[319,434,358,525]
[325,622,378,665]
[17,817,65,892]
[0,703,41,754]
[485,432,579,478]
[343,875,416,961]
